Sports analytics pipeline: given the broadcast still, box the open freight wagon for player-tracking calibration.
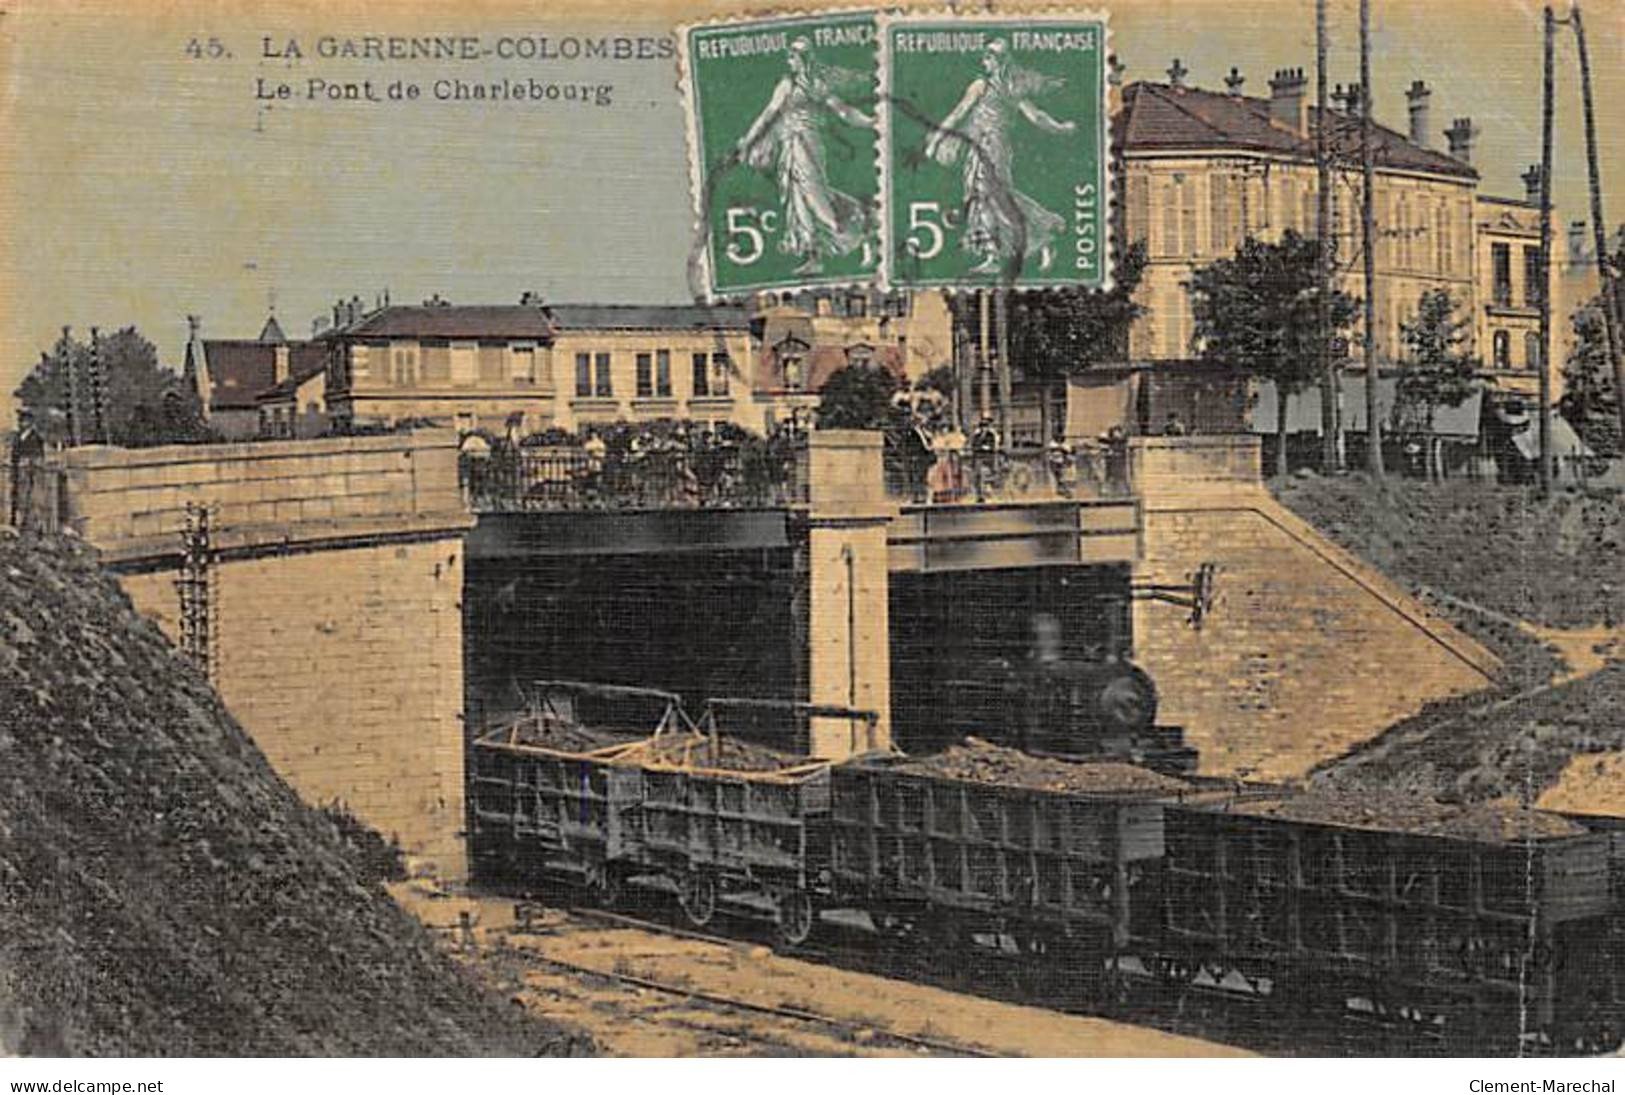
[467,682,686,901]
[1156,793,1621,1054]
[618,700,880,945]
[827,743,1192,998]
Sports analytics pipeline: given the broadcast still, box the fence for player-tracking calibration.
[462,442,802,512]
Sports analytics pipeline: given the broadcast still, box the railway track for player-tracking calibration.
[516,943,997,1057]
[524,895,1516,1058]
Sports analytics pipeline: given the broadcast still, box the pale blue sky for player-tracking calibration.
[2,0,1619,413]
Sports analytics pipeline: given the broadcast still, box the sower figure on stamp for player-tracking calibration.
[924,39,1075,275]
[736,38,877,276]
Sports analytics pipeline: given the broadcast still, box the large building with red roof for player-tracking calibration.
[1112,63,1557,434]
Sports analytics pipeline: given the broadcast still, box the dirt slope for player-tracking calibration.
[1273,477,1623,640]
[1272,477,1625,804]
[0,531,588,1056]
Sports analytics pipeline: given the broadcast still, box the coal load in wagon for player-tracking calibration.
[1231,790,1585,841]
[895,737,1191,797]
[504,714,642,754]
[830,739,1185,921]
[621,731,804,773]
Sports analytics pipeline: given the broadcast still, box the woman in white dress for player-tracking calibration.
[736,38,878,275]
[924,39,1076,274]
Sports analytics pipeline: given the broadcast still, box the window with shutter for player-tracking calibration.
[421,340,450,383]
[1161,181,1179,258]
[692,352,709,397]
[1179,178,1198,257]
[636,352,653,398]
[1209,174,1229,255]
[1128,173,1151,247]
[656,350,672,397]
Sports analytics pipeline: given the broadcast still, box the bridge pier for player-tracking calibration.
[52,431,473,878]
[801,430,892,758]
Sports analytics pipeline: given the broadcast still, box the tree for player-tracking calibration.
[1560,228,1624,459]
[1006,240,1148,374]
[14,326,214,447]
[1561,302,1621,457]
[816,363,899,430]
[1394,288,1479,479]
[1188,230,1357,478]
[1005,241,1148,441]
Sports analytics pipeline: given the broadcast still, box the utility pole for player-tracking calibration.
[1538,5,1556,497]
[87,326,106,445]
[978,289,992,423]
[1361,0,1382,476]
[1571,5,1625,446]
[62,325,79,448]
[995,289,1012,448]
[1316,0,1338,473]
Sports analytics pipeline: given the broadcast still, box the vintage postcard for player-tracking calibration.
[2,0,1624,1076]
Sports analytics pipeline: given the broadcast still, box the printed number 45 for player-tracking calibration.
[905,202,945,260]
[725,207,778,266]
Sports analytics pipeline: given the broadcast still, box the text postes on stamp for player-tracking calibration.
[884,14,1110,292]
[682,12,882,298]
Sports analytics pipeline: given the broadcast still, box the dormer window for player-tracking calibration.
[774,334,811,391]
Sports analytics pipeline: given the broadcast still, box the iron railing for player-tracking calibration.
[885,442,1132,504]
[463,443,802,512]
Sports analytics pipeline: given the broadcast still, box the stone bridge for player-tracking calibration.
[22,429,1498,879]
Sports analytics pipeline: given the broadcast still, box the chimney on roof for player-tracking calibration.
[1406,81,1432,149]
[1444,117,1477,164]
[1523,164,1544,205]
[1268,67,1309,137]
[1224,66,1245,96]
[273,343,290,385]
[1107,55,1125,87]
[1333,82,1364,115]
[333,300,343,328]
[1166,58,1189,90]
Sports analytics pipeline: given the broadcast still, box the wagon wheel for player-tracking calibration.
[678,871,717,928]
[582,861,622,909]
[775,889,816,947]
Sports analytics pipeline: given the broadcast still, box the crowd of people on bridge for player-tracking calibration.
[884,392,1138,504]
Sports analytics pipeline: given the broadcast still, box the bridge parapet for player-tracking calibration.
[1128,435,1263,495]
[54,430,471,564]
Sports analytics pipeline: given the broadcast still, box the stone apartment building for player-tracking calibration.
[246,290,953,436]
[185,313,330,440]
[1114,64,1558,431]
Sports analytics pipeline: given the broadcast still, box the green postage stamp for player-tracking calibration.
[883,13,1111,291]
[681,12,882,298]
